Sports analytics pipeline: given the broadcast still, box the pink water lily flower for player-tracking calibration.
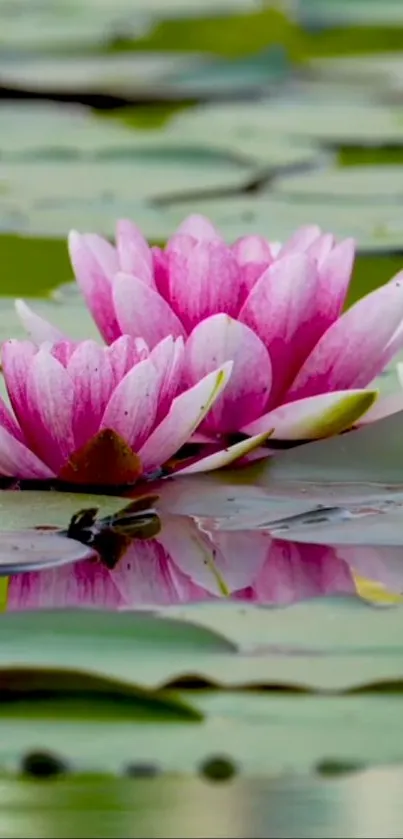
[0,335,241,484]
[17,214,403,460]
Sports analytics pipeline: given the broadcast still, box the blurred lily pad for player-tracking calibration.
[310,53,403,101]
[0,153,255,238]
[264,410,403,486]
[172,99,403,149]
[3,598,403,693]
[300,0,403,27]
[149,104,323,170]
[167,194,403,255]
[0,0,261,53]
[1,690,403,777]
[0,52,211,101]
[0,490,125,531]
[273,165,403,203]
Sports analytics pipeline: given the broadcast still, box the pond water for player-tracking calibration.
[2,0,403,835]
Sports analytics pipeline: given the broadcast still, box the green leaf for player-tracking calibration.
[2,600,403,693]
[273,165,403,203]
[167,193,403,256]
[0,491,126,531]
[0,155,253,239]
[0,668,202,721]
[169,98,403,150]
[1,690,403,776]
[262,410,403,486]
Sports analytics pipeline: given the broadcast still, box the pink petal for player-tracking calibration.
[232,234,273,265]
[67,341,115,448]
[110,539,192,607]
[316,237,355,319]
[7,560,124,611]
[174,213,222,242]
[68,230,120,344]
[2,340,37,428]
[149,336,185,421]
[239,253,324,406]
[152,246,170,298]
[232,235,273,299]
[252,540,355,604]
[25,349,75,473]
[106,335,149,385]
[167,241,242,332]
[305,232,335,267]
[101,357,159,451]
[115,219,154,285]
[0,395,24,441]
[279,224,322,257]
[15,299,67,344]
[174,431,272,474]
[160,516,271,595]
[287,276,403,401]
[50,341,78,367]
[112,272,185,349]
[184,314,272,433]
[0,424,54,478]
[242,389,377,440]
[138,362,233,472]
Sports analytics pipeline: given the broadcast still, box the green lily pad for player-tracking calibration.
[273,165,403,204]
[310,53,403,101]
[0,0,261,53]
[0,490,125,531]
[0,691,403,777]
[0,102,187,161]
[0,52,211,99]
[260,409,403,487]
[0,154,255,238]
[173,99,403,149]
[300,0,403,26]
[150,105,323,170]
[167,193,403,255]
[2,599,403,692]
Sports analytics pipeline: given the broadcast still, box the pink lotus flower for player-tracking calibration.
[17,214,403,461]
[0,335,242,484]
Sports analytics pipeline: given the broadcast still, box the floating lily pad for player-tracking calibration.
[273,165,403,203]
[2,599,403,692]
[300,0,403,26]
[0,53,210,100]
[151,105,323,170]
[167,194,403,256]
[172,99,403,149]
[0,690,403,778]
[0,490,125,531]
[0,0,260,53]
[310,53,403,101]
[0,153,255,238]
[0,47,290,104]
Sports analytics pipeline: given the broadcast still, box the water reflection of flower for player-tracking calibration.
[7,514,356,611]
